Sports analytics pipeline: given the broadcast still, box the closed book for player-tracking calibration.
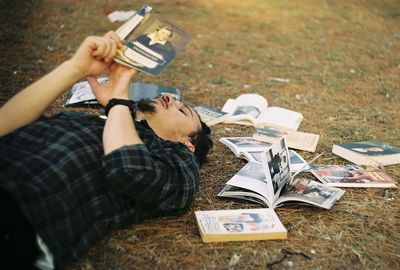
[332,140,400,166]
[194,208,287,243]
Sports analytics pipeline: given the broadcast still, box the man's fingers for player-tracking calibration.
[104,31,123,48]
[87,76,102,92]
[104,40,117,64]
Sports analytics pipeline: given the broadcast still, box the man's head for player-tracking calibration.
[154,25,173,42]
[136,94,213,165]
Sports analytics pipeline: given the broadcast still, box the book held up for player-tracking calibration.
[194,208,287,243]
[114,5,192,76]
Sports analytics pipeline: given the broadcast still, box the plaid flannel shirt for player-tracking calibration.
[0,111,200,265]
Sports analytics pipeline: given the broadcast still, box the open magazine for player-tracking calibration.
[64,78,181,106]
[114,5,192,76]
[310,164,397,188]
[221,94,303,131]
[219,136,309,173]
[218,137,345,209]
[193,105,230,126]
[253,126,319,153]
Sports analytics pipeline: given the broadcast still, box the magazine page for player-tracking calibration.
[274,178,345,209]
[256,107,303,131]
[219,137,271,157]
[260,137,291,199]
[114,5,192,76]
[310,164,397,188]
[222,94,269,125]
[217,185,272,207]
[193,105,229,126]
[65,79,181,106]
[289,150,310,173]
[240,149,308,175]
[225,162,274,204]
[64,77,109,106]
[253,126,319,152]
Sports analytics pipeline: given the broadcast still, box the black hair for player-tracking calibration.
[189,120,213,166]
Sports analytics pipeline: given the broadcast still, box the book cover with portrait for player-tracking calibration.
[114,5,192,76]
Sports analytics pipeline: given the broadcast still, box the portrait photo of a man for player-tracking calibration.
[117,11,192,75]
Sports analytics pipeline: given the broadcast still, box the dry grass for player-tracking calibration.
[0,0,399,269]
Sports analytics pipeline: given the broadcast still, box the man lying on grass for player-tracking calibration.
[0,31,212,269]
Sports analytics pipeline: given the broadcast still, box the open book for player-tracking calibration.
[221,94,303,131]
[114,5,192,76]
[193,105,230,126]
[219,137,309,173]
[194,208,287,242]
[218,137,345,209]
[310,164,397,188]
[64,78,181,106]
[253,126,319,153]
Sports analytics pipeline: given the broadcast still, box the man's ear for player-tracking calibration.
[184,141,195,153]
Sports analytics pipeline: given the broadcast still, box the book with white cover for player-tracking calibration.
[195,208,287,242]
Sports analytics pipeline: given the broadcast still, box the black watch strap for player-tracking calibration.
[104,99,137,116]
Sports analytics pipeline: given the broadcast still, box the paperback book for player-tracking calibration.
[64,78,181,106]
[253,126,319,153]
[219,137,309,173]
[218,137,345,209]
[332,140,400,166]
[114,5,192,75]
[193,105,230,126]
[194,208,287,242]
[221,94,303,131]
[310,164,397,188]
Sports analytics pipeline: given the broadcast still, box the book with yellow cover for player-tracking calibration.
[194,208,287,243]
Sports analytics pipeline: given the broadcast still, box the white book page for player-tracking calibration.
[274,178,345,209]
[225,162,272,203]
[261,137,291,200]
[115,7,152,39]
[222,94,269,124]
[219,137,271,156]
[257,106,303,131]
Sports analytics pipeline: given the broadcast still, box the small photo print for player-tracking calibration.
[262,137,291,192]
[233,106,261,118]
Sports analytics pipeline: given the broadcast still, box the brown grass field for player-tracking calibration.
[1,0,399,269]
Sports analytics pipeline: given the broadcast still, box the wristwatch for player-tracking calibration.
[104,98,137,116]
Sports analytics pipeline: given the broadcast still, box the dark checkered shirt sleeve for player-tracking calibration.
[102,143,200,212]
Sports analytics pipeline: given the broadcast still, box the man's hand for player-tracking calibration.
[67,35,118,79]
[88,63,139,106]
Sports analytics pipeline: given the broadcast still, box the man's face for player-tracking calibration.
[142,94,201,147]
[155,28,172,42]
